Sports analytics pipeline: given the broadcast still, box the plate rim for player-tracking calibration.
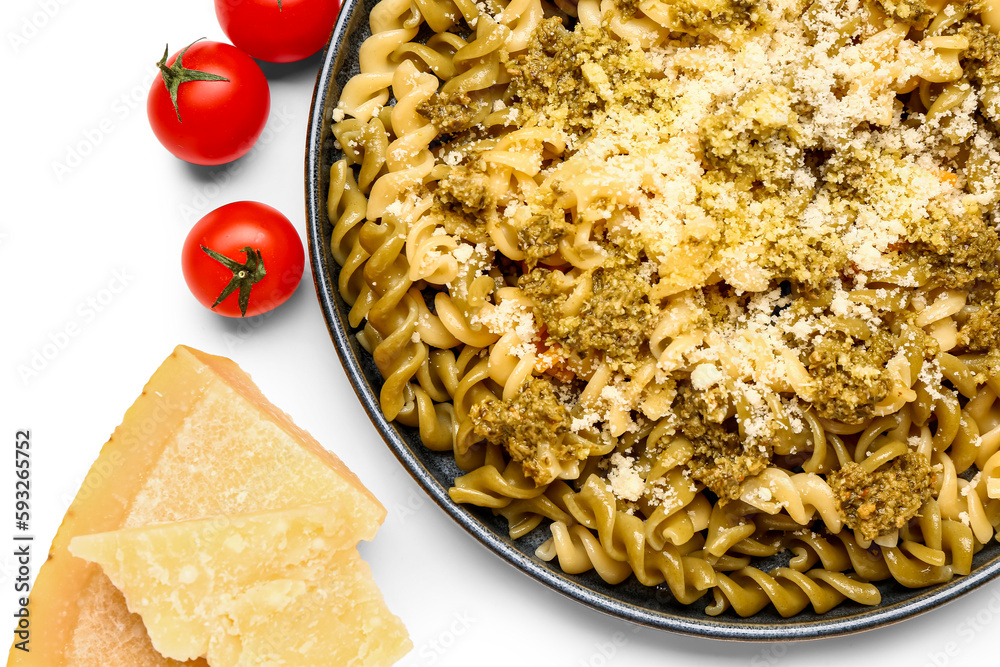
[303,0,1000,641]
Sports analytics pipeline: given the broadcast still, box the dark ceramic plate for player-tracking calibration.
[304,0,1000,640]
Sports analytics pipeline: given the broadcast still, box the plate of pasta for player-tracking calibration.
[306,0,1000,639]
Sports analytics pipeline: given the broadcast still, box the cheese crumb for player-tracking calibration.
[691,363,724,391]
[607,453,645,502]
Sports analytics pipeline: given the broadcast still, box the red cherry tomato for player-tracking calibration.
[148,40,270,165]
[182,202,304,317]
[214,0,342,63]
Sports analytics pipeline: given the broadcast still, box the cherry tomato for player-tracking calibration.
[215,0,341,63]
[148,40,270,165]
[182,202,304,317]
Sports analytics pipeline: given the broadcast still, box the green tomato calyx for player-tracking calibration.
[201,245,267,317]
[156,39,231,123]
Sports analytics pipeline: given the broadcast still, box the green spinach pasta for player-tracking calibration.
[327,0,1000,616]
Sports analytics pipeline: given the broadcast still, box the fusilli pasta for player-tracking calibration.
[327,0,1000,616]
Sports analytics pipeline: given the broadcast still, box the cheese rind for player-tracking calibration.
[11,346,386,666]
[69,505,412,666]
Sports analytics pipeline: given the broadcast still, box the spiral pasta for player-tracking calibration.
[327,0,1000,617]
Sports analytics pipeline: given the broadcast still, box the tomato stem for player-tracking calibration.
[156,39,231,123]
[201,245,267,317]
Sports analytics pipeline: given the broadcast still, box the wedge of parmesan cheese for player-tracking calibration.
[9,346,389,666]
[69,504,411,666]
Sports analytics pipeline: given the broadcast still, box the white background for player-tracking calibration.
[1,0,998,665]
